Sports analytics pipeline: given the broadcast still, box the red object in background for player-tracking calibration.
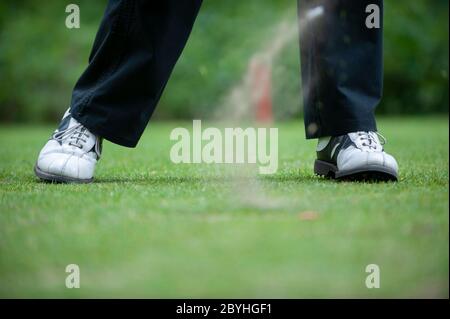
[249,57,273,123]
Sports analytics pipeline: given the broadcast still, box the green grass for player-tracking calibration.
[0,117,448,298]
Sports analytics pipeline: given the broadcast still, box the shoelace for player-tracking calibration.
[355,131,386,151]
[53,124,90,149]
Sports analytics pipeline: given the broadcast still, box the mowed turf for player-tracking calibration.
[0,117,448,298]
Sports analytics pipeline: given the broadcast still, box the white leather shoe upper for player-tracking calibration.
[337,132,398,173]
[36,110,101,182]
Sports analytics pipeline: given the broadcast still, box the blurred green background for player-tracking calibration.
[0,0,448,123]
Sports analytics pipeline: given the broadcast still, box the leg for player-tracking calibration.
[298,0,398,181]
[35,0,202,183]
[71,0,203,147]
[299,0,382,138]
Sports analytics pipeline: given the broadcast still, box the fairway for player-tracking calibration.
[0,117,448,298]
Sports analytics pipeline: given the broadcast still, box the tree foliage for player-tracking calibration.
[0,1,448,122]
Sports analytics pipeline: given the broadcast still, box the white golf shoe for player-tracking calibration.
[314,131,399,181]
[34,109,102,183]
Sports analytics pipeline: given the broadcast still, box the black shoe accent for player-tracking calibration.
[57,112,72,133]
[314,159,398,182]
[316,135,354,165]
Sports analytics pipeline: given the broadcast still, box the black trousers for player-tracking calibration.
[71,0,383,148]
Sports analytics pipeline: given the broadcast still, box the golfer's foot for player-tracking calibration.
[34,109,102,184]
[314,131,398,182]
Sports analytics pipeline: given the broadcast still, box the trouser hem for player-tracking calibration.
[71,111,138,148]
[305,117,378,139]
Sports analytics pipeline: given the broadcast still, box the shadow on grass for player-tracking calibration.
[32,172,396,186]
[93,174,318,185]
